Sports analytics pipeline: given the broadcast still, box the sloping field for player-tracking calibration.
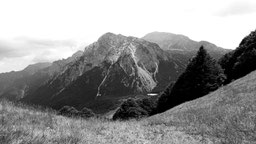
[0,100,208,144]
[147,70,256,143]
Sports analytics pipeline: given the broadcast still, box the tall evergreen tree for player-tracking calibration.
[157,46,226,112]
[156,82,175,113]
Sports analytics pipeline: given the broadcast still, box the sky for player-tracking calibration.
[0,0,256,73]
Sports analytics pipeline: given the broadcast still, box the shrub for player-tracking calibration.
[112,98,148,120]
[58,106,80,117]
[137,96,158,115]
[80,107,95,118]
[58,106,95,118]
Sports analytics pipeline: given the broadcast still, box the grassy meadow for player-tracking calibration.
[2,70,256,144]
[148,70,256,144]
[0,99,206,144]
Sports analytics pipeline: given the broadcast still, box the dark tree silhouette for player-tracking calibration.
[219,29,256,83]
[157,46,226,112]
[58,106,80,117]
[137,97,158,115]
[112,98,148,120]
[80,107,96,118]
[58,105,95,118]
[156,82,175,113]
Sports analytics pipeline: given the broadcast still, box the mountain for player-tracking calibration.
[22,33,186,113]
[22,62,52,75]
[1,32,228,114]
[0,51,83,101]
[0,62,51,100]
[147,69,256,143]
[142,32,231,60]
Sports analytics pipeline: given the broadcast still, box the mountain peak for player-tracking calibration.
[143,32,227,53]
[99,32,117,38]
[143,32,190,41]
[98,32,125,42]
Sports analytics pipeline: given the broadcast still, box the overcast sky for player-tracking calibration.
[0,0,256,73]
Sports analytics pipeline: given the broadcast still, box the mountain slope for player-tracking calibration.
[143,32,231,60]
[147,69,256,143]
[0,51,83,101]
[0,62,51,100]
[23,33,185,113]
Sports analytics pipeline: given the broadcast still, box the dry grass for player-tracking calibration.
[3,69,256,144]
[147,70,256,144]
[0,99,207,144]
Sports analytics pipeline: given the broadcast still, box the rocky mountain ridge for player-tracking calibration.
[1,32,228,114]
[22,33,184,112]
[0,51,83,100]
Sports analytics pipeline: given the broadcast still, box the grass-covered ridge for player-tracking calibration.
[1,99,207,144]
[148,70,256,143]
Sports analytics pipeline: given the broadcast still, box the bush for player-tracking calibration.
[58,106,80,117]
[80,107,95,118]
[112,98,148,120]
[58,106,95,118]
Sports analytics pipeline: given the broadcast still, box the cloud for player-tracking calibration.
[0,37,77,59]
[14,37,76,48]
[0,40,28,60]
[0,37,82,72]
[216,1,256,17]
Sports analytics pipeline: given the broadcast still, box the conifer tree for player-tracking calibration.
[157,46,226,112]
[156,82,174,113]
[219,30,256,83]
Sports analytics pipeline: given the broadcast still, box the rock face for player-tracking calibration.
[22,33,184,112]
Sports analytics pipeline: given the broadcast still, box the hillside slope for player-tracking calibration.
[147,69,256,143]
[0,100,210,144]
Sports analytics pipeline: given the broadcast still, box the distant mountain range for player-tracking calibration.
[143,32,229,52]
[143,32,231,62]
[0,32,230,114]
